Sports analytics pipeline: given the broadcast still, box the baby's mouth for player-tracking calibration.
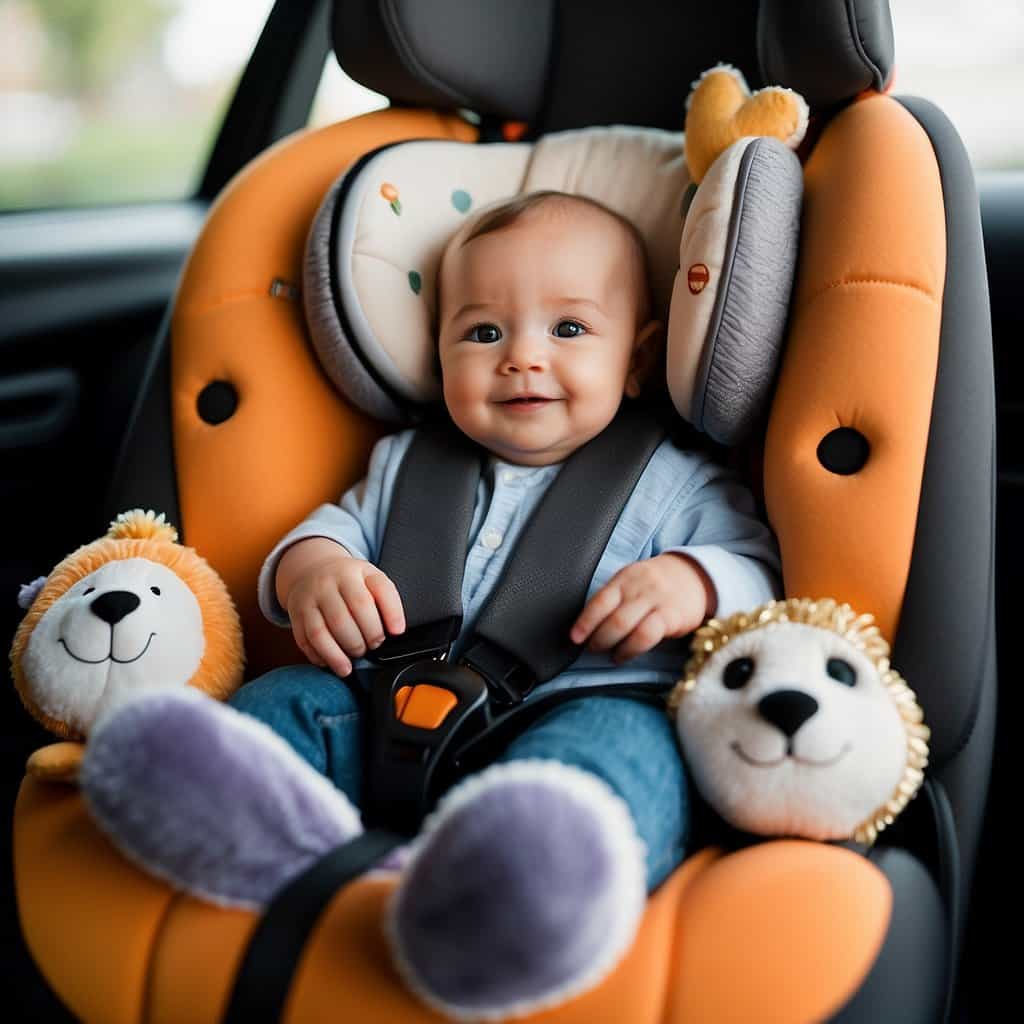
[498,396,557,408]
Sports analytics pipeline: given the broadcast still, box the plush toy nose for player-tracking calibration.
[757,689,819,738]
[90,590,141,626]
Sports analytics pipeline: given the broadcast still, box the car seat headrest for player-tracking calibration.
[332,1,894,130]
[304,126,803,443]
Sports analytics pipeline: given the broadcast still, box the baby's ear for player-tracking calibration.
[625,320,663,399]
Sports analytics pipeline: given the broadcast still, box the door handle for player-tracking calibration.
[0,368,80,450]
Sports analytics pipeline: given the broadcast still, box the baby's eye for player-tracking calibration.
[553,320,586,338]
[467,323,502,344]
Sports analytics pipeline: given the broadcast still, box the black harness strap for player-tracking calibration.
[373,419,483,662]
[222,829,405,1024]
[463,403,666,698]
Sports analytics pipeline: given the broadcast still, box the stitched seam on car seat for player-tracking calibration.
[381,0,472,108]
[140,890,184,1024]
[813,277,939,303]
[179,289,285,318]
[845,0,884,88]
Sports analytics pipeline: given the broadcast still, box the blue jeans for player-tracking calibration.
[229,664,689,890]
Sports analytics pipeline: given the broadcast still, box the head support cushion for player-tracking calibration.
[304,125,803,441]
[667,136,803,444]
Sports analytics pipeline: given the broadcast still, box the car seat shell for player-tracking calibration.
[16,776,900,1024]
[13,89,972,1019]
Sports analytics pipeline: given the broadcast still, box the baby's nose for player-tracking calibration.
[500,336,547,372]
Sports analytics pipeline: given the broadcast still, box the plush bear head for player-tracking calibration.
[10,510,244,742]
[669,598,930,844]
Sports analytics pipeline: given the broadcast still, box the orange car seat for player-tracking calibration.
[14,1,995,1021]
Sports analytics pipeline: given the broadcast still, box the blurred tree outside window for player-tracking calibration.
[0,0,274,211]
[0,0,1020,216]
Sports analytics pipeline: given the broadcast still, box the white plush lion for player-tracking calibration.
[670,598,930,844]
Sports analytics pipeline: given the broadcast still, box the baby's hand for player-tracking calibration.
[569,554,715,664]
[285,551,405,677]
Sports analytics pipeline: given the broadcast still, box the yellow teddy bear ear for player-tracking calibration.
[684,63,810,184]
[106,509,179,544]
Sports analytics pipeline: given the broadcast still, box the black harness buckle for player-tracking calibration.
[362,655,491,835]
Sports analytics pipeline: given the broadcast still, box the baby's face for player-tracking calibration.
[437,203,653,466]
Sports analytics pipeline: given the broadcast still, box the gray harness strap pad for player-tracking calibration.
[374,419,483,661]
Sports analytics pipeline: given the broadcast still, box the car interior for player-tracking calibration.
[2,0,1018,1019]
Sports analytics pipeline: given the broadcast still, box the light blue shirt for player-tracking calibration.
[258,427,781,698]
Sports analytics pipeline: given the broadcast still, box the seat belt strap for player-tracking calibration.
[373,417,483,662]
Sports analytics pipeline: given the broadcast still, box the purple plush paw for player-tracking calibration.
[80,688,362,908]
[388,760,646,1020]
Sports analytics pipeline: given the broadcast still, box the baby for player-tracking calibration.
[242,191,781,1014]
[86,191,780,1021]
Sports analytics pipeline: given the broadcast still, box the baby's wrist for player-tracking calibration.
[275,537,352,608]
[657,552,718,621]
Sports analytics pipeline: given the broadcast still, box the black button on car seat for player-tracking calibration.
[197,381,238,425]
[817,427,870,475]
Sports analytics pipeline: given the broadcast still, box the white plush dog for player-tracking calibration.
[670,598,930,844]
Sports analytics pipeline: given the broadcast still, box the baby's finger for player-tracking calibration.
[612,611,667,664]
[301,606,353,677]
[319,587,370,658]
[570,583,623,645]
[586,596,653,654]
[364,570,406,638]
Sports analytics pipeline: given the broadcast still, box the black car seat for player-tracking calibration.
[13,1,995,1021]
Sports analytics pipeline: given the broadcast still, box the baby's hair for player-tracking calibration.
[459,190,652,324]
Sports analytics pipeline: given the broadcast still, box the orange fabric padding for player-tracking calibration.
[171,108,477,679]
[14,779,177,1024]
[396,684,459,729]
[665,841,892,1023]
[16,777,895,1023]
[764,94,946,641]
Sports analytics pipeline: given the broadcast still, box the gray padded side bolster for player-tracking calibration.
[829,848,947,1023]
[758,0,895,109]
[333,0,553,121]
[889,97,996,766]
[694,138,803,445]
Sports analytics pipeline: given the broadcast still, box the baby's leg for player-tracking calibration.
[80,665,365,909]
[229,664,365,803]
[498,694,690,889]
[389,693,688,1019]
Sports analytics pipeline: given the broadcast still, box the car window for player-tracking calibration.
[892,0,1024,170]
[0,0,275,211]
[309,59,389,128]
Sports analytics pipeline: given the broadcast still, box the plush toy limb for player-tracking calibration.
[685,64,809,184]
[388,759,647,1021]
[25,742,85,783]
[79,688,364,909]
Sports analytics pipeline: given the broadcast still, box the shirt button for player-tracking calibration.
[501,470,519,484]
[481,528,504,550]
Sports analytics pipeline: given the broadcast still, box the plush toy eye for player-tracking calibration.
[723,657,754,690]
[826,657,856,686]
[83,587,95,595]
[150,586,161,596]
